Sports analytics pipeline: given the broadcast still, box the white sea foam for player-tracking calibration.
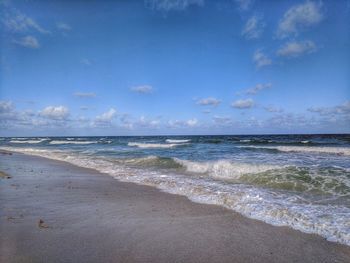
[128,142,187,149]
[49,140,98,145]
[239,139,251,142]
[174,159,280,180]
[240,145,350,156]
[165,139,191,143]
[1,146,350,246]
[9,139,47,144]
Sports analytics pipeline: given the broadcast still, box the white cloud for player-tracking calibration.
[242,15,264,39]
[264,105,284,113]
[167,120,182,128]
[145,0,204,11]
[231,98,255,109]
[1,100,349,135]
[119,114,134,129]
[3,10,50,34]
[235,0,253,11]
[1,114,38,130]
[253,50,272,68]
[130,85,153,94]
[246,83,272,95]
[95,108,117,123]
[0,101,38,129]
[56,22,72,31]
[266,113,303,129]
[168,118,199,128]
[197,97,221,106]
[13,35,40,49]
[81,58,92,66]
[73,92,96,98]
[0,101,14,113]
[277,40,317,58]
[186,118,198,127]
[308,101,350,116]
[40,106,69,120]
[277,1,323,38]
[213,116,232,125]
[137,116,160,128]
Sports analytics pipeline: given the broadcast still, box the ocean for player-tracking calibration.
[1,134,350,245]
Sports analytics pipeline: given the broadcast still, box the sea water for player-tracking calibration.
[1,134,349,245]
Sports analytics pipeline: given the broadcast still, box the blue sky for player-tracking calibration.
[0,0,349,136]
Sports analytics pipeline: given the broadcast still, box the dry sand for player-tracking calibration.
[0,152,349,263]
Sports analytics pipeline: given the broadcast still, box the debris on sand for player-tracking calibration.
[6,215,24,221]
[0,150,12,155]
[0,171,11,179]
[38,219,49,229]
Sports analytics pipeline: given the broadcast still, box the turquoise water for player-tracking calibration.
[1,134,350,245]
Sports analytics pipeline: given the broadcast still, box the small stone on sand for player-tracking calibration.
[0,171,11,179]
[38,219,49,228]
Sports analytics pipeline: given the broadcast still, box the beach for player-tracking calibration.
[1,151,349,263]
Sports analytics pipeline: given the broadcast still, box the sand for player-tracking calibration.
[0,152,349,263]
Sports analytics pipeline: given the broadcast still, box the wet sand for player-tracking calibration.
[1,152,349,263]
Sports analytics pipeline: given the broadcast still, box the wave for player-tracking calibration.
[165,139,191,143]
[120,156,182,169]
[114,157,350,196]
[240,145,350,156]
[107,156,279,179]
[1,146,349,246]
[241,166,350,196]
[235,139,332,145]
[174,159,280,180]
[203,139,223,144]
[9,139,48,144]
[239,139,251,143]
[49,140,98,145]
[128,142,188,149]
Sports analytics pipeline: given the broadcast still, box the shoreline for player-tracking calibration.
[1,152,350,262]
[2,146,350,246]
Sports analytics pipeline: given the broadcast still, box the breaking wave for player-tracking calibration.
[240,145,350,156]
[49,140,98,145]
[174,159,280,179]
[128,142,188,149]
[9,139,48,144]
[165,139,191,143]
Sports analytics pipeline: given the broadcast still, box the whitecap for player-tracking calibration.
[128,142,187,149]
[10,139,47,144]
[174,158,280,179]
[49,140,98,145]
[165,139,191,143]
[240,145,350,156]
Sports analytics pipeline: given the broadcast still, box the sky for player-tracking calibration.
[0,0,349,136]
